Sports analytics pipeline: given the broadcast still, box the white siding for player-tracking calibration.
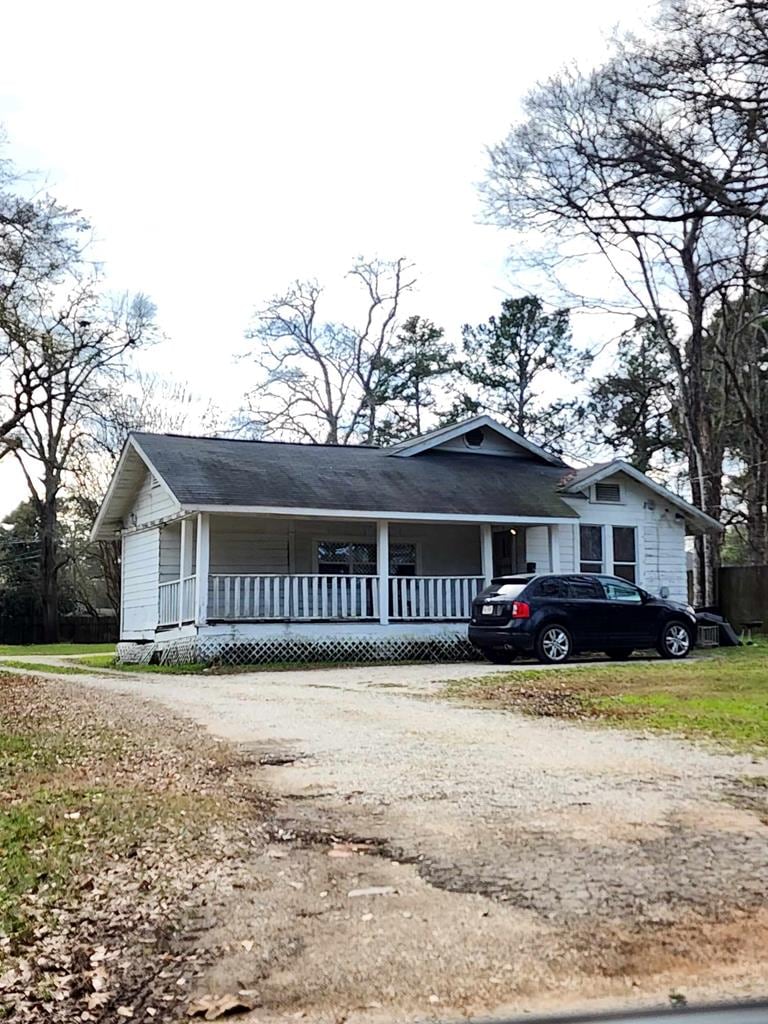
[210,517,290,575]
[562,474,688,601]
[129,468,179,527]
[433,435,532,457]
[206,516,483,576]
[525,526,550,571]
[160,521,181,582]
[122,528,159,638]
[390,523,481,575]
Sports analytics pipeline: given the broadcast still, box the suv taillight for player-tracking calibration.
[511,601,530,619]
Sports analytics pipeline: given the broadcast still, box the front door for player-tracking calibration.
[493,529,525,576]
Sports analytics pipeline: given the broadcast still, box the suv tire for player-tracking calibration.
[657,620,693,659]
[605,648,633,661]
[535,624,572,664]
[485,649,517,664]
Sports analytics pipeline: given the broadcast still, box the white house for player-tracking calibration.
[91,415,720,664]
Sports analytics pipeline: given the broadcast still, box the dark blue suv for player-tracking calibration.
[468,573,697,665]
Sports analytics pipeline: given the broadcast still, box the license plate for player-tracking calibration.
[481,605,494,616]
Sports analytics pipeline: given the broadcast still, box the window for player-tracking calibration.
[317,541,376,575]
[579,524,603,573]
[566,576,603,599]
[389,543,417,577]
[612,526,637,582]
[493,582,528,599]
[600,576,642,603]
[595,482,621,503]
[316,541,417,576]
[530,576,568,598]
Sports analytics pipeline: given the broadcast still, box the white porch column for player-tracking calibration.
[195,513,210,626]
[178,520,195,622]
[181,518,194,577]
[178,518,187,627]
[480,523,494,586]
[548,524,561,573]
[377,520,389,625]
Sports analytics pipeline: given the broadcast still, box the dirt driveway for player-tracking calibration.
[62,661,768,1018]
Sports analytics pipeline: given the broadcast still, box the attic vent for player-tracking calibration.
[465,428,485,448]
[150,475,161,490]
[595,482,621,503]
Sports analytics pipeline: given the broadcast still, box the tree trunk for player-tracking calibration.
[39,497,60,643]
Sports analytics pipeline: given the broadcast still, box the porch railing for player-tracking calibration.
[158,575,197,626]
[209,574,379,620]
[389,575,484,620]
[204,573,483,622]
[160,573,485,626]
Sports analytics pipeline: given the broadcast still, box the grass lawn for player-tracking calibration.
[75,654,433,674]
[0,675,209,943]
[0,642,115,656]
[444,641,768,750]
[0,670,261,1017]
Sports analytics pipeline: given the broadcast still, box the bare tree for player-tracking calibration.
[483,0,768,603]
[0,144,88,455]
[9,280,156,641]
[242,257,416,444]
[73,369,221,615]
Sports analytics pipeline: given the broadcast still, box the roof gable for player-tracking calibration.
[559,460,722,532]
[386,415,564,465]
[89,436,180,541]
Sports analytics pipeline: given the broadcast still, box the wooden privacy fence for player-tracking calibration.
[718,565,768,633]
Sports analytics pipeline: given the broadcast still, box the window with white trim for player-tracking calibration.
[316,540,417,576]
[612,526,637,583]
[579,524,603,573]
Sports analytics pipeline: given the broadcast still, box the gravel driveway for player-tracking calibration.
[29,659,768,1016]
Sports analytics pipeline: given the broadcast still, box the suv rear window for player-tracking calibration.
[492,582,528,599]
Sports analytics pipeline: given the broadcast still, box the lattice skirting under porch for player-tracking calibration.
[117,633,477,667]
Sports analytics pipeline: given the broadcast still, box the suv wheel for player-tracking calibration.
[657,620,692,659]
[535,624,572,664]
[605,648,633,661]
[485,649,517,664]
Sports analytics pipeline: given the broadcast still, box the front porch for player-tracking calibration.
[153,513,568,629]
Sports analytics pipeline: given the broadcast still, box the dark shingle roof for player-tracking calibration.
[132,433,579,519]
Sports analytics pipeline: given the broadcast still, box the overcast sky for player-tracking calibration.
[0,0,650,516]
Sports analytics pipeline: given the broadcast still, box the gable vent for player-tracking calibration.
[595,482,621,503]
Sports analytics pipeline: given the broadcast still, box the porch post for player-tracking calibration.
[178,518,187,627]
[480,523,494,586]
[195,513,210,626]
[548,524,561,573]
[377,519,389,626]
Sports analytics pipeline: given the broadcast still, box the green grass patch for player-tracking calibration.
[0,676,218,943]
[0,659,96,676]
[0,643,115,656]
[444,642,768,750]
[79,655,435,674]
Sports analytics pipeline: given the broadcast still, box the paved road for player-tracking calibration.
[8,658,768,1016]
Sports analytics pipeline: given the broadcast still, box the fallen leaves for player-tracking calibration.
[0,673,270,1024]
[186,991,260,1020]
